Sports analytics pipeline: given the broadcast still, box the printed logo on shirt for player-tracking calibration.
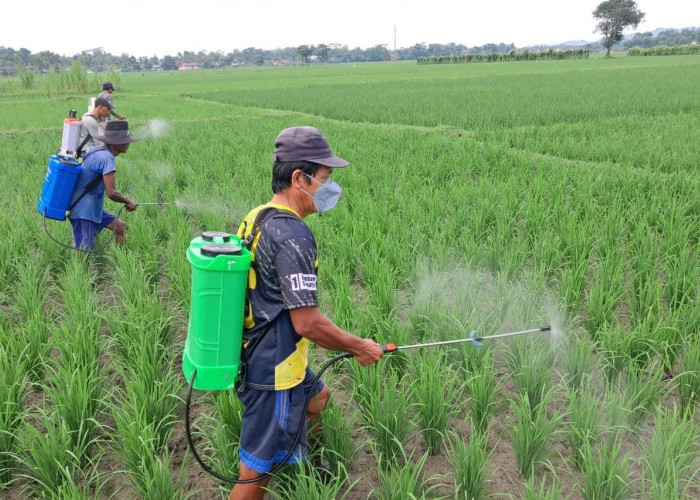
[287,273,317,291]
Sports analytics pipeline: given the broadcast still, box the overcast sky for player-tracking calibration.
[4,0,699,57]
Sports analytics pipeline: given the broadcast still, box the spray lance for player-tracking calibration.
[181,236,552,484]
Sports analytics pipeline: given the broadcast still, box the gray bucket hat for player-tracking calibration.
[274,126,349,167]
[96,120,139,145]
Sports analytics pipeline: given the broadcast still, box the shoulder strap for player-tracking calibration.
[241,206,299,250]
[75,115,98,158]
[68,172,103,211]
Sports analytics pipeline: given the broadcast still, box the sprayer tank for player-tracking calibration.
[182,233,251,390]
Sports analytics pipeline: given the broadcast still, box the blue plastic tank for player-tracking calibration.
[37,155,81,221]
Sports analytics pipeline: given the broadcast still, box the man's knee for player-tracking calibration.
[308,385,331,415]
[113,219,125,235]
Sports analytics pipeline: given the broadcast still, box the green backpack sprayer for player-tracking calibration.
[183,213,552,484]
[37,110,174,253]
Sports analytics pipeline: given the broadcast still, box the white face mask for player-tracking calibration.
[300,173,343,213]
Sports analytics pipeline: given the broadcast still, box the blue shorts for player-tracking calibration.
[70,211,116,250]
[237,368,324,473]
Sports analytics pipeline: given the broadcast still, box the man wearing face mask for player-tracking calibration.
[232,126,384,499]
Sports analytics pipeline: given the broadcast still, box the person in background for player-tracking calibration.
[68,121,138,251]
[77,96,111,157]
[98,81,126,120]
[231,126,384,500]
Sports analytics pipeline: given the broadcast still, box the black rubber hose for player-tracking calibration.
[185,351,353,484]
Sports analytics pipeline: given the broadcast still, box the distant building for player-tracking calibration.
[178,62,200,70]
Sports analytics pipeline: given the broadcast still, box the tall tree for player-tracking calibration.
[593,0,645,56]
[296,45,313,65]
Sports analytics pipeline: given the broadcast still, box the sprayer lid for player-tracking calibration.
[200,244,242,257]
[202,231,231,242]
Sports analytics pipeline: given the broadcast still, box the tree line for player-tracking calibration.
[417,49,590,65]
[1,24,697,77]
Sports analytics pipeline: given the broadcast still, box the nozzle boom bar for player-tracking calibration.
[383,325,551,353]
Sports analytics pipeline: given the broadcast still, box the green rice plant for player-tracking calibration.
[361,368,411,468]
[117,359,180,453]
[447,428,492,500]
[505,337,554,414]
[523,473,563,500]
[320,398,358,473]
[619,361,668,430]
[464,350,501,436]
[373,447,445,500]
[15,411,79,497]
[585,255,626,335]
[565,385,602,470]
[11,254,50,321]
[641,407,699,499]
[196,391,243,479]
[42,360,104,468]
[578,436,630,500]
[268,462,356,500]
[654,311,684,376]
[622,318,659,371]
[125,448,189,500]
[510,389,563,479]
[560,329,596,392]
[676,337,700,417]
[665,242,698,310]
[111,397,177,496]
[16,311,50,383]
[0,341,26,488]
[597,324,627,387]
[409,350,461,455]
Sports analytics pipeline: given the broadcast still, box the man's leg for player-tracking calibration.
[229,463,270,500]
[306,384,330,439]
[70,218,97,251]
[98,211,125,245]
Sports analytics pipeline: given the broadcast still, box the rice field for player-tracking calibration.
[1,54,699,498]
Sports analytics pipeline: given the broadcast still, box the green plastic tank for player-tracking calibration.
[182,232,251,390]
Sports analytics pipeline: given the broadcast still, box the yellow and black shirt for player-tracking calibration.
[236,203,318,391]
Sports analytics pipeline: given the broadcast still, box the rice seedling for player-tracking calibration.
[195,391,243,479]
[597,324,627,387]
[15,410,79,497]
[319,398,358,473]
[464,350,501,436]
[125,448,189,500]
[585,254,626,335]
[409,350,461,455]
[0,338,27,488]
[619,361,668,430]
[523,473,563,500]
[641,407,699,498]
[11,254,50,321]
[510,389,563,479]
[16,311,50,383]
[267,462,356,500]
[578,436,630,500]
[447,428,492,500]
[560,329,596,392]
[676,337,700,417]
[362,368,411,468]
[372,447,445,500]
[506,337,554,414]
[42,360,105,468]
[565,385,602,470]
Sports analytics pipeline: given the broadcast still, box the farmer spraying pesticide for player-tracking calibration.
[68,121,138,251]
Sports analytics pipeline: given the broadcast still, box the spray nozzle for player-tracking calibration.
[539,325,551,331]
[469,330,482,350]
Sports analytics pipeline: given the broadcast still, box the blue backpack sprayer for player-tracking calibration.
[182,222,551,483]
[37,110,174,252]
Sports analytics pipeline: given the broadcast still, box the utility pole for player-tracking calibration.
[394,24,397,51]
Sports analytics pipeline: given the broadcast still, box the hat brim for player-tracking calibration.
[307,155,349,168]
[96,135,139,145]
